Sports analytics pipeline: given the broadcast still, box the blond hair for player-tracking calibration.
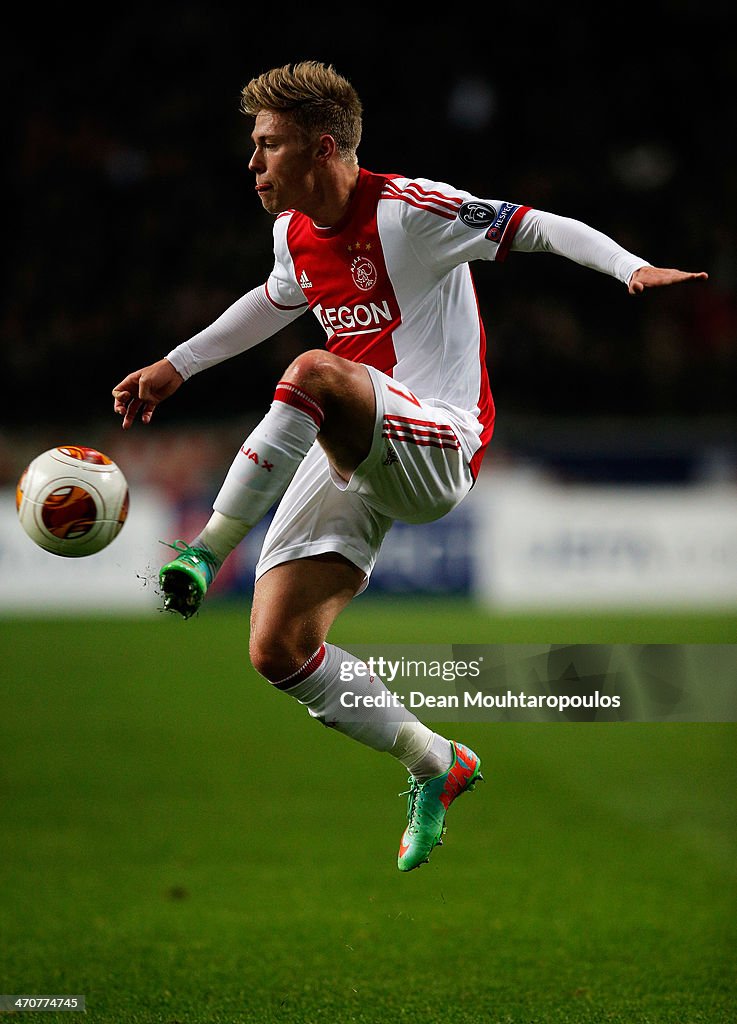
[241,61,362,162]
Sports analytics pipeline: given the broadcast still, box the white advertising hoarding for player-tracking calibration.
[472,469,737,609]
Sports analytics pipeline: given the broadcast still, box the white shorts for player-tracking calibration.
[255,366,476,587]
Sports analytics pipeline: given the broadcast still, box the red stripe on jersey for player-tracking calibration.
[382,431,461,451]
[468,277,495,480]
[402,182,464,208]
[381,180,459,219]
[382,178,463,216]
[381,193,458,220]
[273,381,324,428]
[384,415,459,441]
[383,415,461,449]
[384,432,460,449]
[495,205,531,262]
[385,414,456,430]
[383,177,464,206]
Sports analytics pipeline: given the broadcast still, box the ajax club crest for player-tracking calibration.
[351,255,377,291]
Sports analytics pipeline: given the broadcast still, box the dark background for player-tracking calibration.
[3,6,735,459]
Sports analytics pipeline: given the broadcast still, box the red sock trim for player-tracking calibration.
[274,380,324,429]
[271,643,327,690]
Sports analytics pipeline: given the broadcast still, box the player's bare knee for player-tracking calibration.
[249,633,308,685]
[249,635,283,681]
[282,349,349,399]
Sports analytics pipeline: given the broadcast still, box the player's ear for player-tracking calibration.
[315,133,337,164]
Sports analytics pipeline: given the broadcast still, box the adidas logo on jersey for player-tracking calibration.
[299,269,313,289]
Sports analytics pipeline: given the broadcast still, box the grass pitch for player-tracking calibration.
[1,600,736,1023]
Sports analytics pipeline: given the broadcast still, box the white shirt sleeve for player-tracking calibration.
[511,208,650,286]
[391,178,529,274]
[394,179,649,287]
[166,284,305,380]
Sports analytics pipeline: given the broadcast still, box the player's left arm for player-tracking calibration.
[512,209,708,292]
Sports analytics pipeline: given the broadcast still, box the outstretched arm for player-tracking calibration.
[512,209,708,292]
[111,284,305,428]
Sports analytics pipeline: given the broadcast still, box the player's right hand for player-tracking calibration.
[112,359,184,429]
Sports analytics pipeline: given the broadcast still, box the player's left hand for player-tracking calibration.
[629,266,709,295]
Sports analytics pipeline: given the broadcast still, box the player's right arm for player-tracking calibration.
[113,216,309,428]
[164,281,305,380]
[113,359,184,430]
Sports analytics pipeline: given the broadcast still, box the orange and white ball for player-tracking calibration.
[16,446,129,556]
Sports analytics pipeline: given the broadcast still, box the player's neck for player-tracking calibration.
[306,164,360,229]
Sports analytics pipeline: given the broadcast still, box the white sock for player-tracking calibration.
[195,381,324,563]
[272,643,453,777]
[194,511,248,565]
[391,721,453,780]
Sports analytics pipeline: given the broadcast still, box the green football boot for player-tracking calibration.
[158,540,220,619]
[398,740,483,872]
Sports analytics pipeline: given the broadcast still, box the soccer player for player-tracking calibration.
[112,62,707,872]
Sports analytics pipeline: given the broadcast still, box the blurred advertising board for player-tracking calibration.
[472,468,737,609]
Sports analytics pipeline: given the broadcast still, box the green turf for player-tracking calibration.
[330,597,737,644]
[1,602,736,1022]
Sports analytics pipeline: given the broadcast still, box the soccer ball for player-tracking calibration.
[16,445,130,557]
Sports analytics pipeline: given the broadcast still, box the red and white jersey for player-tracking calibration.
[265,168,530,477]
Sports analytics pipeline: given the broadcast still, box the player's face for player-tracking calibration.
[249,110,318,216]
